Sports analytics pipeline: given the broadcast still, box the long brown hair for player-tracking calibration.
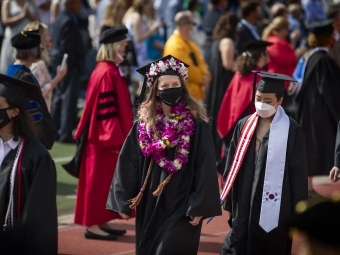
[101,0,126,27]
[212,13,238,41]
[138,77,209,131]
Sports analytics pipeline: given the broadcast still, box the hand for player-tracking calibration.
[56,64,67,80]
[150,20,163,33]
[119,213,130,220]
[22,3,30,17]
[290,30,301,44]
[202,75,209,92]
[189,216,202,226]
[329,167,340,182]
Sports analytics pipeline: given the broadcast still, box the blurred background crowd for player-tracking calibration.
[0,0,339,144]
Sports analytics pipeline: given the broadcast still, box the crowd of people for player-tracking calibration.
[0,0,340,254]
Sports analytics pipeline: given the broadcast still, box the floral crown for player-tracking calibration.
[146,57,188,87]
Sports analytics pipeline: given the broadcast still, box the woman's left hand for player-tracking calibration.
[189,216,203,226]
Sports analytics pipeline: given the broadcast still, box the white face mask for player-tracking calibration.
[255,102,277,118]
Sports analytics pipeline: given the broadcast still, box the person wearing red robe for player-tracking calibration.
[216,40,271,176]
[73,26,133,240]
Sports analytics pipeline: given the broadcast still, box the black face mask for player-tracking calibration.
[159,87,183,106]
[0,108,11,129]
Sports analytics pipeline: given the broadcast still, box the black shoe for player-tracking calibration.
[84,229,118,240]
[99,227,126,236]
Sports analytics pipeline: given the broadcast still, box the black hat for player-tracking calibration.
[11,30,41,50]
[253,71,296,94]
[99,26,129,44]
[291,196,340,248]
[307,19,334,34]
[0,74,43,109]
[136,55,189,104]
[242,40,273,52]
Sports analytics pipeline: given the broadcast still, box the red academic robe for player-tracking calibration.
[217,66,263,141]
[74,61,133,226]
[266,35,297,90]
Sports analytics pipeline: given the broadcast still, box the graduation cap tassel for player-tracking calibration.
[153,173,173,197]
[128,160,154,209]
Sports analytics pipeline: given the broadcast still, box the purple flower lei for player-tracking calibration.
[138,102,195,174]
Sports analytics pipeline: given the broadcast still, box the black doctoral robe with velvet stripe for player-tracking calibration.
[295,50,340,176]
[221,116,308,255]
[0,137,57,255]
[107,120,222,255]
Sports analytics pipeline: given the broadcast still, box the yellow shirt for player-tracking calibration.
[163,32,211,100]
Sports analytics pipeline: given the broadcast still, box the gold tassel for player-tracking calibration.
[128,192,143,209]
[153,174,173,197]
[128,160,154,209]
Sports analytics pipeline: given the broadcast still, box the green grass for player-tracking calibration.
[50,142,78,216]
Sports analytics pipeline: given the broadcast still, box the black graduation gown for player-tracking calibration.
[295,50,340,176]
[0,137,57,255]
[12,69,56,150]
[107,120,222,255]
[335,121,340,168]
[221,116,308,255]
[206,39,235,160]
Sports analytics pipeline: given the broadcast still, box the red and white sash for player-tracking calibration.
[220,113,259,201]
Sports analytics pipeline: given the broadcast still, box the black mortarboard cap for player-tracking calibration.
[291,197,340,248]
[99,25,128,44]
[242,40,273,52]
[307,19,334,34]
[136,55,190,104]
[11,30,41,49]
[253,71,296,94]
[0,74,42,108]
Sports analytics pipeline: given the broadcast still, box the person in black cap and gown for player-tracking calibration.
[0,74,57,254]
[69,26,133,240]
[106,55,221,255]
[220,71,308,255]
[6,30,56,150]
[293,19,340,197]
[291,196,340,255]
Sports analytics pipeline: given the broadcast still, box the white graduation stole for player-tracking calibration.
[259,106,289,233]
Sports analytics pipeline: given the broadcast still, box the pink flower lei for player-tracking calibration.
[138,102,195,174]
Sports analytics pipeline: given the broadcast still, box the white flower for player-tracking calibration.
[173,159,182,170]
[182,135,190,142]
[159,160,166,167]
[169,57,176,67]
[179,148,189,155]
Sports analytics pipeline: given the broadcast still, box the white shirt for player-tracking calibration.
[0,137,20,166]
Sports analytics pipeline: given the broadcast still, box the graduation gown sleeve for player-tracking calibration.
[287,125,308,209]
[335,121,340,168]
[21,148,57,254]
[186,121,222,219]
[106,123,140,216]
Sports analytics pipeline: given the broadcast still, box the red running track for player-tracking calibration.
[58,181,339,255]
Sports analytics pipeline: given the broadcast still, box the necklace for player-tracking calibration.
[138,102,195,174]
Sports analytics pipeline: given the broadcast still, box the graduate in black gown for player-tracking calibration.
[329,121,340,183]
[0,74,57,254]
[106,55,221,255]
[294,20,340,196]
[220,72,308,255]
[5,30,56,150]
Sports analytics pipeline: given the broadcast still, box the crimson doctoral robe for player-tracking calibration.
[74,61,133,226]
